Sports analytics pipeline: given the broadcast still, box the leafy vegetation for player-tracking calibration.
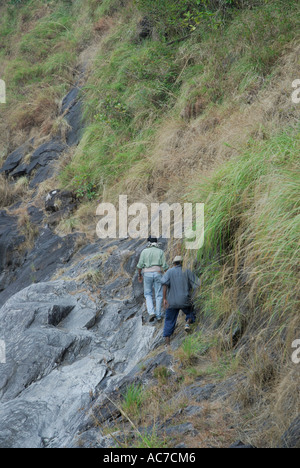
[121,383,145,418]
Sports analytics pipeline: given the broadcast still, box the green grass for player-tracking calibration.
[0,0,95,132]
[121,383,145,418]
[191,126,300,333]
[134,427,168,449]
[176,331,214,367]
[60,24,182,193]
[59,0,300,198]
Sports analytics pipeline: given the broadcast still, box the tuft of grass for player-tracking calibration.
[134,426,168,449]
[0,175,30,208]
[153,366,171,385]
[121,383,145,419]
[176,332,212,367]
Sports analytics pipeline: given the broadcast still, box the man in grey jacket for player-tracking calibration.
[161,256,200,346]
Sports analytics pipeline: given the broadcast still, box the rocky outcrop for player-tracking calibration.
[45,190,78,228]
[0,235,163,448]
[0,72,211,449]
[0,84,82,187]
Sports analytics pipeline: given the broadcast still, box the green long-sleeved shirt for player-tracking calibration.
[137,246,168,272]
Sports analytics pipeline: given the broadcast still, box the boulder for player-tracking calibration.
[27,140,67,176]
[61,87,83,146]
[281,415,300,448]
[0,228,79,308]
[137,17,153,41]
[45,190,77,227]
[0,145,26,175]
[230,440,255,449]
[0,236,166,448]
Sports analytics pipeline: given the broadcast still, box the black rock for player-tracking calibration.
[137,17,153,40]
[184,383,216,402]
[0,145,26,175]
[163,422,198,437]
[230,440,255,448]
[281,414,300,448]
[61,87,83,146]
[27,140,67,176]
[0,211,25,293]
[45,190,76,213]
[0,228,79,308]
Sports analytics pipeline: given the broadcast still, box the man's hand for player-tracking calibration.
[138,275,143,283]
[163,299,169,310]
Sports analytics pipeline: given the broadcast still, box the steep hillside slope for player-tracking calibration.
[0,0,299,448]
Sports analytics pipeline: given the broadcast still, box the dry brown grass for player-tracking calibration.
[184,401,238,448]
[0,175,30,208]
[93,16,115,35]
[119,42,300,204]
[9,87,60,134]
[13,205,39,251]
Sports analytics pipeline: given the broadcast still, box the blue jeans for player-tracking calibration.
[163,307,196,338]
[143,272,163,318]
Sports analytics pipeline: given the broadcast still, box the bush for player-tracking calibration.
[135,0,264,37]
[122,383,145,418]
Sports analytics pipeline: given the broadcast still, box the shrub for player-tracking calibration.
[135,0,264,37]
[122,383,145,418]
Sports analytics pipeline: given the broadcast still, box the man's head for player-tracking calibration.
[173,256,183,266]
[147,236,158,244]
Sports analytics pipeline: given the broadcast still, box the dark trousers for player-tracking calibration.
[163,307,196,338]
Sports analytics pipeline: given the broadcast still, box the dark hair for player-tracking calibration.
[147,236,158,243]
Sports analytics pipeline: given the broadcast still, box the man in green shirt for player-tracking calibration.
[137,237,168,322]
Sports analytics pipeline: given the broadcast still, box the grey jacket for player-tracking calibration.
[161,266,200,309]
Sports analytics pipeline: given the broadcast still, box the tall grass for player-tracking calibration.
[191,126,300,335]
[121,383,145,418]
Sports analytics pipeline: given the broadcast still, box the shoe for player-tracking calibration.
[156,316,162,322]
[185,323,191,332]
[149,314,156,323]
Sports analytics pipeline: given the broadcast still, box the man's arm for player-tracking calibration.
[137,251,145,283]
[160,251,169,272]
[163,285,169,309]
[161,271,170,309]
[138,268,143,283]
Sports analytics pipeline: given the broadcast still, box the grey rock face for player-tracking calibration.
[0,80,166,448]
[0,227,79,308]
[0,235,162,448]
